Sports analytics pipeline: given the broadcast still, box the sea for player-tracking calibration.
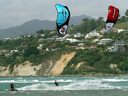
[0,76,128,96]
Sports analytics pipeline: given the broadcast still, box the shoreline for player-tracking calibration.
[0,72,128,77]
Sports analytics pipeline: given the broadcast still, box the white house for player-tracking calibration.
[38,38,44,43]
[10,50,19,54]
[78,43,84,46]
[107,46,117,52]
[114,41,126,46]
[117,29,125,33]
[85,31,103,39]
[66,38,80,43]
[98,38,113,45]
[92,39,99,43]
[107,45,125,52]
[74,33,83,38]
[4,38,11,41]
[56,37,65,41]
[37,44,43,50]
[46,48,49,51]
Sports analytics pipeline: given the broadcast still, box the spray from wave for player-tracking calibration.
[18,79,115,91]
[1,77,128,91]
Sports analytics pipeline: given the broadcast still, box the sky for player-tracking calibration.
[0,0,128,29]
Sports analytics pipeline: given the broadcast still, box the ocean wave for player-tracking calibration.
[17,80,115,91]
[1,77,128,91]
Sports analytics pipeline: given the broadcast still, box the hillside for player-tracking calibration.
[0,52,75,76]
[0,16,127,76]
[115,22,128,29]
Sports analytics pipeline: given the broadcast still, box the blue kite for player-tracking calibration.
[55,4,70,36]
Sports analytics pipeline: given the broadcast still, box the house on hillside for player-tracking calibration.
[37,44,43,50]
[13,37,22,40]
[74,33,83,38]
[85,31,103,39]
[107,45,125,52]
[78,43,84,46]
[107,41,126,52]
[38,38,44,43]
[98,38,113,45]
[117,29,125,33]
[56,37,65,41]
[114,41,126,46]
[92,39,99,43]
[110,28,125,33]
[66,38,80,43]
[64,34,71,38]
[4,38,11,41]
[10,50,19,54]
[0,49,9,55]
[40,34,45,37]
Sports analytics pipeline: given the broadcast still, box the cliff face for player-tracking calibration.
[49,52,75,76]
[0,66,10,76]
[0,52,75,76]
[12,61,42,76]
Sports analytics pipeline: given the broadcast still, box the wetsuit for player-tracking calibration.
[55,81,59,86]
[10,83,17,91]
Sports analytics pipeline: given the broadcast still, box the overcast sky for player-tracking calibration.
[0,0,128,29]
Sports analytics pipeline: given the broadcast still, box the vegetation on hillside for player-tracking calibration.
[0,9,128,75]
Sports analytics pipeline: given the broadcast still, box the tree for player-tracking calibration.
[96,17,105,31]
[125,9,128,18]
[36,29,44,34]
[24,47,39,57]
[79,18,97,33]
[118,16,127,23]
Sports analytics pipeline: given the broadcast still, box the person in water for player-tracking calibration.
[54,80,59,86]
[10,83,17,91]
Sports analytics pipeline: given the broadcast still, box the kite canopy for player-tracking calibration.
[105,5,119,31]
[55,4,70,36]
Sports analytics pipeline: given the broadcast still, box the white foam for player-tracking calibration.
[2,77,128,91]
[0,80,15,83]
[0,79,73,84]
[102,78,128,82]
[17,80,114,91]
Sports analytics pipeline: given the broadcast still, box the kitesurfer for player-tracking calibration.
[55,80,59,86]
[10,83,17,91]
